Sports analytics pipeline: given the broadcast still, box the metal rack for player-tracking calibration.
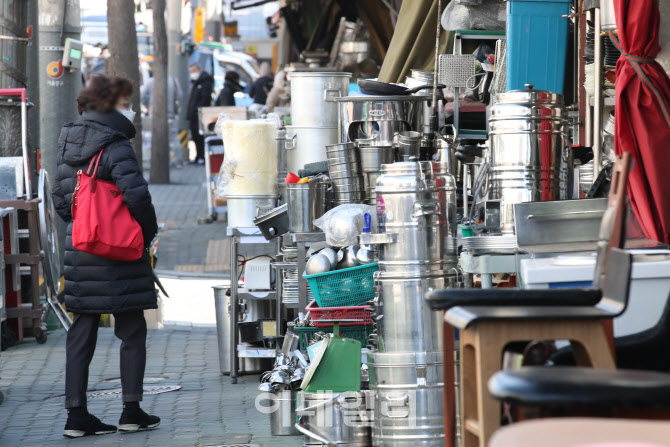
[227,227,280,383]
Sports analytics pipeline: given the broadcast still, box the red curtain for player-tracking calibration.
[613,0,670,244]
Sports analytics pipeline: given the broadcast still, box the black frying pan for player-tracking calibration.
[357,79,446,96]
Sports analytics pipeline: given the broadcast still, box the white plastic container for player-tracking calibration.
[521,249,670,337]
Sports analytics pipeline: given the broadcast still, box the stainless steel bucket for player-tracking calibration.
[226,195,278,229]
[488,85,569,233]
[286,126,339,174]
[358,146,395,173]
[368,351,445,446]
[296,391,372,447]
[394,131,421,161]
[264,390,299,436]
[375,162,458,273]
[287,182,327,233]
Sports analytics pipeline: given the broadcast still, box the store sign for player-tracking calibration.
[245,45,258,57]
[194,7,204,43]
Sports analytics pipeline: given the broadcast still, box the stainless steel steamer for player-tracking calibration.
[487,84,569,233]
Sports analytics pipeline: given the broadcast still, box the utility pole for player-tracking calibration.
[150,0,170,184]
[37,0,81,254]
[167,0,189,162]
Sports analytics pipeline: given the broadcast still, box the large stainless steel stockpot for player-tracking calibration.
[375,162,458,273]
[290,72,352,127]
[488,84,569,233]
[336,96,429,146]
[368,351,444,447]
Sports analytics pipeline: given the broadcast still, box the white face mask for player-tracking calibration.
[118,107,136,123]
[190,72,200,81]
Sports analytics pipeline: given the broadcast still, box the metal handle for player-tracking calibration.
[385,393,409,405]
[285,133,297,150]
[413,201,440,218]
[418,160,435,189]
[296,395,338,414]
[323,84,342,102]
[294,424,336,446]
[359,232,398,245]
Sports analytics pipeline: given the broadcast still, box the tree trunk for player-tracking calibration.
[150,0,170,184]
[106,0,143,163]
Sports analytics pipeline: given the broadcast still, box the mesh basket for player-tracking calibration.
[293,325,375,351]
[489,39,508,104]
[304,262,378,308]
[306,300,374,328]
[439,54,477,88]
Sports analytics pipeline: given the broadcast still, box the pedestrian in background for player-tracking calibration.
[266,70,288,113]
[141,74,183,168]
[186,62,214,164]
[216,71,244,106]
[53,74,160,438]
[249,62,273,116]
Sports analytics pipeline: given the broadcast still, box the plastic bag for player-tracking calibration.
[214,113,280,197]
[441,0,506,31]
[313,204,378,248]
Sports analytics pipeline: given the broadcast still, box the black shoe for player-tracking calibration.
[118,406,160,432]
[63,413,117,438]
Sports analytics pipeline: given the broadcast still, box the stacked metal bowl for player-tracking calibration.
[358,143,395,205]
[326,142,365,205]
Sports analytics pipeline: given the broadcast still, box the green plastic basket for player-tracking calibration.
[303,262,379,307]
[293,325,374,351]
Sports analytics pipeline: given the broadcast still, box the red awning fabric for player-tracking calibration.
[613,0,670,244]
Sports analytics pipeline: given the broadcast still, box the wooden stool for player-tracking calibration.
[459,319,615,447]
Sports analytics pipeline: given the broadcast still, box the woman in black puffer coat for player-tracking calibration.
[52,74,160,438]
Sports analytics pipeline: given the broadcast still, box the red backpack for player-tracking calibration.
[71,149,144,261]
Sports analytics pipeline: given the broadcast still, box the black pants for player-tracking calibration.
[65,311,147,408]
[189,119,205,161]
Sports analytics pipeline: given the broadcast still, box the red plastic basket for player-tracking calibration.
[306,300,374,328]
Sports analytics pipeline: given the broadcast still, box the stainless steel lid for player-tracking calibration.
[494,83,564,106]
[288,71,352,78]
[334,95,431,102]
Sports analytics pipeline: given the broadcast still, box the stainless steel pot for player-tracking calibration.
[375,273,452,353]
[336,96,429,146]
[358,146,395,173]
[286,126,339,174]
[488,84,569,233]
[374,162,458,273]
[226,195,278,229]
[394,131,421,161]
[296,391,372,447]
[287,182,327,233]
[368,351,445,446]
[263,390,299,436]
[291,72,352,127]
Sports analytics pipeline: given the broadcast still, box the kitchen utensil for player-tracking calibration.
[285,172,300,183]
[357,79,446,96]
[337,246,359,269]
[306,253,332,275]
[320,248,338,269]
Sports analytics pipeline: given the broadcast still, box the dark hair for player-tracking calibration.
[76,74,134,114]
[225,71,240,82]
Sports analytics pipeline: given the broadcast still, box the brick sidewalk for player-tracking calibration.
[0,328,301,447]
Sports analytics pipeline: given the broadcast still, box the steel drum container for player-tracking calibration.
[287,72,351,174]
[488,84,569,233]
[375,161,458,274]
[368,351,444,447]
[336,96,429,146]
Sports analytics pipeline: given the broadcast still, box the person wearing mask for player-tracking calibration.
[215,71,244,106]
[52,74,160,438]
[186,62,214,164]
[265,70,288,113]
[249,62,273,116]
[141,74,183,167]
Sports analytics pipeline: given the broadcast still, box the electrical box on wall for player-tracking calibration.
[62,38,84,71]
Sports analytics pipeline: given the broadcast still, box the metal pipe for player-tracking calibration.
[592,8,603,185]
[229,236,238,383]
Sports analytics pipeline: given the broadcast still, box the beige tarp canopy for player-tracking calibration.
[378,0,453,84]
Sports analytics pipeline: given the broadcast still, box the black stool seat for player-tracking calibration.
[489,367,670,408]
